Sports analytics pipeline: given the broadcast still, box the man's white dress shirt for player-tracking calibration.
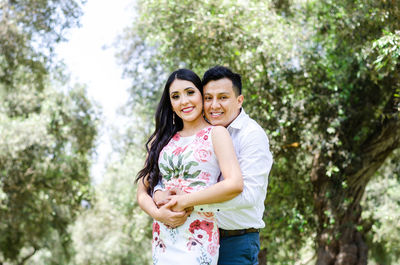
[195,109,273,230]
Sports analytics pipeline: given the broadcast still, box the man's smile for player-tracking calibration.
[210,112,224,117]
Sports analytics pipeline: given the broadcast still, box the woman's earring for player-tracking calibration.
[173,113,176,125]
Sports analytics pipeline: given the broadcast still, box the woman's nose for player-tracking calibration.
[181,95,189,105]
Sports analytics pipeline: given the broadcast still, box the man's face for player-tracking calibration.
[203,78,244,127]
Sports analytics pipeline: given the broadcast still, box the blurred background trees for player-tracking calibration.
[0,0,98,264]
[1,0,399,264]
[118,0,400,264]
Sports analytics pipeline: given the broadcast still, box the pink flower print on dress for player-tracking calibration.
[187,237,203,251]
[153,222,160,235]
[172,145,188,156]
[182,185,194,193]
[152,222,160,243]
[194,148,212,162]
[189,220,201,232]
[172,133,180,142]
[199,172,211,182]
[200,221,214,242]
[194,228,208,242]
[153,222,166,253]
[155,238,166,253]
[196,128,207,138]
[199,212,214,221]
[207,243,219,256]
[189,220,214,242]
[165,178,194,193]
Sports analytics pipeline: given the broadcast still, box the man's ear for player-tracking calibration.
[237,94,244,108]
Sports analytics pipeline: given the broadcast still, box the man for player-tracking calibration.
[137,66,273,264]
[198,66,272,264]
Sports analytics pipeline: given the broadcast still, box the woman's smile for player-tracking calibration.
[181,106,195,113]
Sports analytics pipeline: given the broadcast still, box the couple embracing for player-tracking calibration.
[136,66,273,265]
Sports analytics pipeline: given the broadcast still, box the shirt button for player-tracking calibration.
[217,209,220,211]
[200,208,203,211]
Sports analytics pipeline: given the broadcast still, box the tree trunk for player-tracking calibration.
[316,223,368,265]
[258,247,267,265]
[312,118,400,265]
[312,177,369,265]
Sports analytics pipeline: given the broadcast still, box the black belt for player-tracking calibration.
[219,228,259,237]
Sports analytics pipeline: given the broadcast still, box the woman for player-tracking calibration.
[136,69,243,265]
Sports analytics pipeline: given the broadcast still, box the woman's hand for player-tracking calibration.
[156,199,189,228]
[153,190,171,207]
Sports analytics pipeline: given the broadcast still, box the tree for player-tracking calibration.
[0,0,84,90]
[119,0,400,264]
[0,1,98,264]
[299,1,399,264]
[69,150,151,265]
[0,81,98,264]
[361,150,400,265]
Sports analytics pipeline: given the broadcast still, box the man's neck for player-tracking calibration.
[226,108,242,128]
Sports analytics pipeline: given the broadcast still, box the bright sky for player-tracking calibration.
[55,0,134,182]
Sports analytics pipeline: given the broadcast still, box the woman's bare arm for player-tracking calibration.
[170,126,243,211]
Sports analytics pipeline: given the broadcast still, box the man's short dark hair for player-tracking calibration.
[202,66,242,96]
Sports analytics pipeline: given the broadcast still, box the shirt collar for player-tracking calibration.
[227,108,247,130]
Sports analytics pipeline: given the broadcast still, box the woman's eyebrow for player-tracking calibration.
[170,87,195,95]
[184,86,195,90]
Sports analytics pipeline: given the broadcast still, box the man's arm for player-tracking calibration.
[195,128,273,212]
[136,178,189,227]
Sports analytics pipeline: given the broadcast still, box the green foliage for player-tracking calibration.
[120,0,400,263]
[0,0,85,90]
[69,150,151,265]
[362,151,400,265]
[0,76,98,263]
[0,1,98,264]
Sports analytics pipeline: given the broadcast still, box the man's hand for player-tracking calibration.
[169,195,194,214]
[154,188,187,208]
[156,199,190,228]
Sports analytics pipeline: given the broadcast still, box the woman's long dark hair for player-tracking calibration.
[136,69,203,194]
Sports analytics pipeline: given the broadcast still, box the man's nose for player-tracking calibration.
[210,98,219,109]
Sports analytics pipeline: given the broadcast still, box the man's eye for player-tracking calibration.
[221,96,227,100]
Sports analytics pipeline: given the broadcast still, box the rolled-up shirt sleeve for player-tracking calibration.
[152,180,164,197]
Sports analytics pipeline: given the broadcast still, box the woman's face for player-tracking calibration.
[169,79,203,123]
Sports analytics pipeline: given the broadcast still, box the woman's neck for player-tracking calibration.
[180,117,209,136]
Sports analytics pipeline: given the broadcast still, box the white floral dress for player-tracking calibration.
[152,126,221,265]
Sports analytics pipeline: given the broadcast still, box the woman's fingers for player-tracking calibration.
[156,198,170,207]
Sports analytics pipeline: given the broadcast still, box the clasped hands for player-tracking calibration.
[153,188,193,228]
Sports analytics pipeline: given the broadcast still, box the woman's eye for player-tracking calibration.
[171,95,179,99]
[187,90,195,95]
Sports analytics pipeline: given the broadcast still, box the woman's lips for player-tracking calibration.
[181,106,194,113]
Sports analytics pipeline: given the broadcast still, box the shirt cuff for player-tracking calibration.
[194,202,245,212]
[152,183,164,198]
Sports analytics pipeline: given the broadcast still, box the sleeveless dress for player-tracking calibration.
[152,126,221,265]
